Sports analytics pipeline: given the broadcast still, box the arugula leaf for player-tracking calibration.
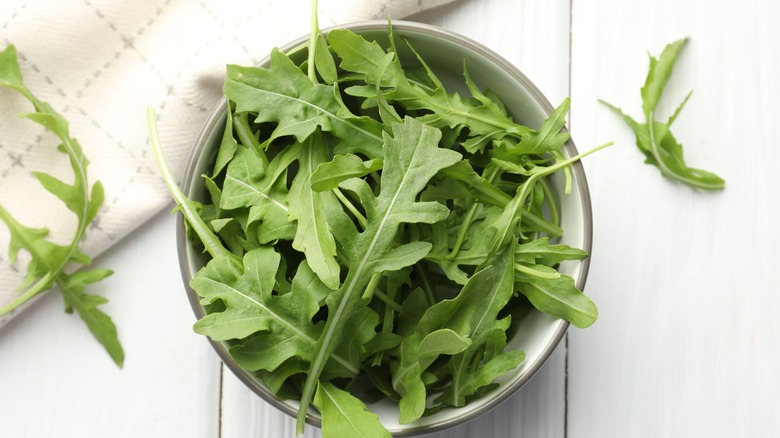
[430,247,523,409]
[60,268,122,365]
[190,248,359,376]
[314,381,391,438]
[485,141,612,258]
[435,325,525,407]
[0,44,122,367]
[514,237,588,265]
[328,28,532,152]
[515,265,598,329]
[288,131,341,289]
[311,154,383,192]
[220,142,297,243]
[392,267,498,423]
[212,108,239,176]
[296,117,462,431]
[601,38,725,190]
[223,49,385,158]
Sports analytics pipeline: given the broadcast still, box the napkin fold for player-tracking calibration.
[0,0,456,326]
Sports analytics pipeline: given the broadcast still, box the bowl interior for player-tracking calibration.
[178,20,591,436]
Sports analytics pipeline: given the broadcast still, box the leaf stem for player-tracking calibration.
[646,111,724,190]
[414,263,435,307]
[307,0,319,82]
[514,263,560,279]
[373,287,403,313]
[361,272,383,300]
[0,101,91,317]
[147,107,238,264]
[332,187,368,229]
[233,113,268,166]
[447,164,499,259]
[492,141,613,256]
[538,177,560,228]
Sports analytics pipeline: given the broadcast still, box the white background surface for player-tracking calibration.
[1,0,778,437]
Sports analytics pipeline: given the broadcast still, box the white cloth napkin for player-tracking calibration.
[0,0,455,326]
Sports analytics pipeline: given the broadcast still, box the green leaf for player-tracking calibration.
[0,44,121,366]
[33,172,82,216]
[60,269,123,367]
[392,251,519,423]
[212,108,239,177]
[439,160,512,208]
[514,237,588,265]
[314,381,391,438]
[192,249,358,376]
[296,117,462,430]
[516,265,598,328]
[191,247,281,341]
[419,329,472,359]
[601,38,725,190]
[0,45,25,88]
[288,132,341,290]
[220,143,294,211]
[328,29,531,152]
[515,98,571,155]
[314,33,338,84]
[641,38,687,116]
[435,337,524,407]
[257,358,309,395]
[485,141,612,258]
[311,154,383,192]
[219,143,297,243]
[431,247,523,409]
[223,49,384,158]
[391,268,491,422]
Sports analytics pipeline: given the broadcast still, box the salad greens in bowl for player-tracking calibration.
[150,19,603,438]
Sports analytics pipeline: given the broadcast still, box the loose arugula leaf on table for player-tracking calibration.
[601,37,725,190]
[0,44,122,367]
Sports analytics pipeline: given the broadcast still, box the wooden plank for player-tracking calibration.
[220,0,572,437]
[0,212,221,437]
[569,0,780,436]
[221,369,322,438]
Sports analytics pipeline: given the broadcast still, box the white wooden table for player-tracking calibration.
[2,0,778,436]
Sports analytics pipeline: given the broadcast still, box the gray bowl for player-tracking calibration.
[177,20,592,436]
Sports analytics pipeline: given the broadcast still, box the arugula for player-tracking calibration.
[314,381,391,438]
[148,9,606,436]
[601,38,725,190]
[223,50,385,159]
[288,132,342,290]
[0,45,122,367]
[328,28,532,153]
[296,116,463,429]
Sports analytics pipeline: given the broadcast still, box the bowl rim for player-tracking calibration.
[177,19,592,435]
